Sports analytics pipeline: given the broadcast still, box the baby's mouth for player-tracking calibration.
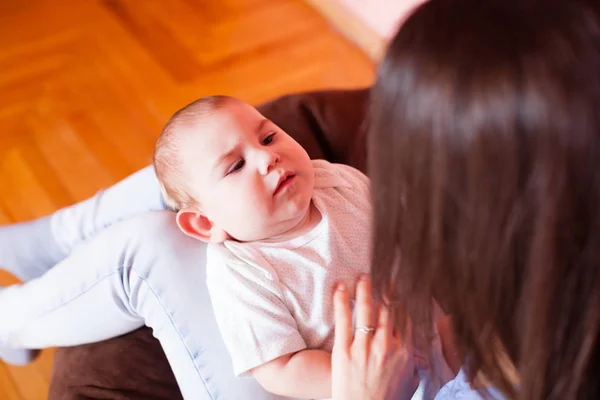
[274,173,296,196]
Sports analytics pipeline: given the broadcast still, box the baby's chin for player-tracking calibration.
[226,217,307,243]
[222,223,283,243]
[224,199,313,243]
[226,227,290,243]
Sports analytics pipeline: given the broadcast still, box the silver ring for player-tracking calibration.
[355,326,376,334]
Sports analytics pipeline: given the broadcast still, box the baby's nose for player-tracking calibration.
[258,150,280,174]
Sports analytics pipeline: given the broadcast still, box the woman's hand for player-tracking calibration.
[331,276,417,400]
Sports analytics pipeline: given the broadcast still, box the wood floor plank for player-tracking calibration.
[0,205,12,224]
[0,148,58,221]
[4,363,49,400]
[0,0,87,48]
[0,364,23,400]
[179,0,271,21]
[0,270,20,286]
[184,30,373,104]
[26,112,117,202]
[16,133,74,211]
[102,0,204,83]
[67,111,138,180]
[33,348,56,381]
[190,1,327,64]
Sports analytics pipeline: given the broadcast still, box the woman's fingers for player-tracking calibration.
[331,278,418,400]
[333,282,353,352]
[373,301,392,353]
[355,275,374,328]
[354,275,375,352]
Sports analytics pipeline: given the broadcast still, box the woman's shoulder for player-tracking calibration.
[434,369,505,400]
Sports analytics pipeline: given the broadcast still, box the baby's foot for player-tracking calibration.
[0,348,40,366]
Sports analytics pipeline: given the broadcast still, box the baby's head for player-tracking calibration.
[154,96,315,243]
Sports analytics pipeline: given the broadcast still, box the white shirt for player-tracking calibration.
[206,160,371,376]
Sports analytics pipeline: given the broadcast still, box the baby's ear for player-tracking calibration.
[176,208,227,243]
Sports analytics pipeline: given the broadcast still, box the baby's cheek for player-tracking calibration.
[235,202,269,228]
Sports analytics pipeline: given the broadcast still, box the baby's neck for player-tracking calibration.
[261,202,322,243]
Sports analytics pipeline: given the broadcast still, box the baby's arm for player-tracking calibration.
[207,248,326,395]
[251,349,332,399]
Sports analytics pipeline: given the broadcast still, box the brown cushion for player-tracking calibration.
[49,328,181,400]
[259,88,369,171]
[49,87,370,400]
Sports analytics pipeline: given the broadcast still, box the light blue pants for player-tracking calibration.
[0,165,439,400]
[0,166,293,400]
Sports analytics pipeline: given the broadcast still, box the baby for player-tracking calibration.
[153,96,451,399]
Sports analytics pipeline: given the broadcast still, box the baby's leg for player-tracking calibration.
[0,211,292,400]
[0,165,165,281]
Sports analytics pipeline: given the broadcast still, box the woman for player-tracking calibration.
[332,0,600,399]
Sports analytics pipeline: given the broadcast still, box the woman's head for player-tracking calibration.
[369,0,600,398]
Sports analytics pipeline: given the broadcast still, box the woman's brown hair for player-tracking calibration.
[368,0,600,398]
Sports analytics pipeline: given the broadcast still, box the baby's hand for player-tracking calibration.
[331,276,417,400]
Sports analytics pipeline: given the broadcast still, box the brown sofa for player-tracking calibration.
[48,88,370,399]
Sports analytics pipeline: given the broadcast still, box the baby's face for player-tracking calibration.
[179,100,315,242]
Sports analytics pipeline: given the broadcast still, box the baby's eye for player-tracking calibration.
[227,159,245,175]
[262,133,276,145]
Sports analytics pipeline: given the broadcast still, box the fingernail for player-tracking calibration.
[337,282,346,291]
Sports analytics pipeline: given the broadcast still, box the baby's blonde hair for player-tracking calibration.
[153,95,236,211]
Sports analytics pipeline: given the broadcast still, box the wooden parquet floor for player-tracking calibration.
[0,0,375,398]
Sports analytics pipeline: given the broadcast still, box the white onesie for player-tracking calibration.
[206,159,371,377]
